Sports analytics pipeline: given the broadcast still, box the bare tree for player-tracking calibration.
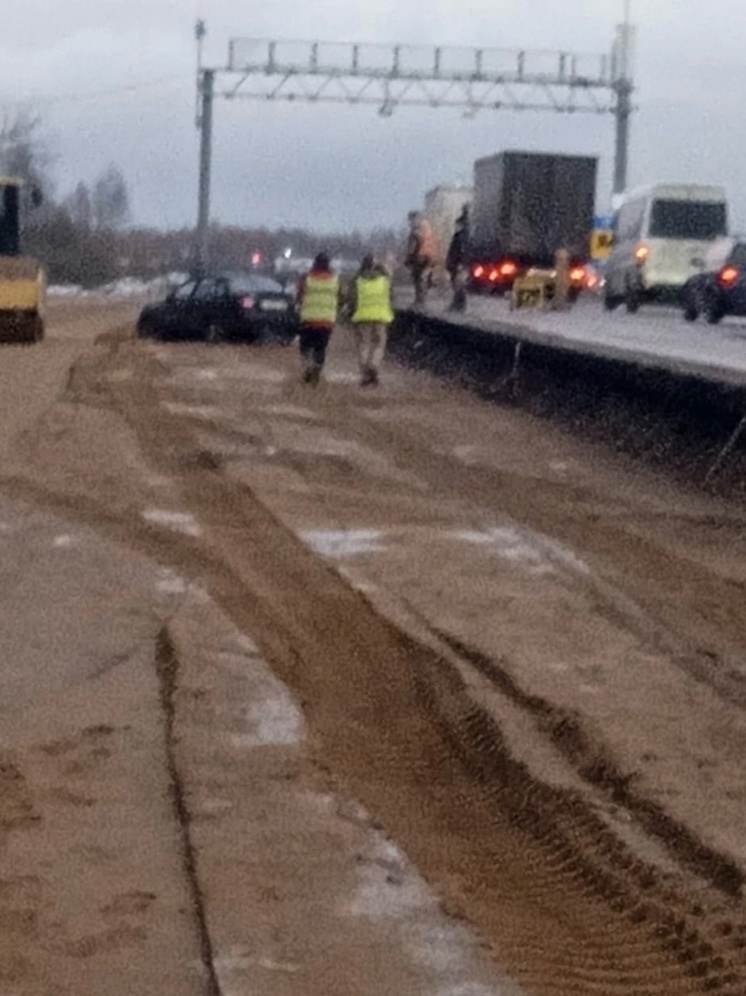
[65,181,94,230]
[0,108,53,195]
[92,164,130,231]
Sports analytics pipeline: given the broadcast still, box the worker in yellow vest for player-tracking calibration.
[350,255,394,387]
[296,252,341,385]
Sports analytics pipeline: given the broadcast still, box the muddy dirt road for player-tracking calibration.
[2,298,746,994]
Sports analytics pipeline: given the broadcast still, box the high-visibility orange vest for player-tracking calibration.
[416,218,437,260]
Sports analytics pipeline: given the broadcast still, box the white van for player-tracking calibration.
[604,184,728,312]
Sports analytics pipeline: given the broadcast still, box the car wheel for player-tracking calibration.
[206,323,225,343]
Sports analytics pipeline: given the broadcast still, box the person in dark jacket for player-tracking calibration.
[295,252,341,385]
[446,206,470,312]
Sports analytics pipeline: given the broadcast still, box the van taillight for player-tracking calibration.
[718,265,739,287]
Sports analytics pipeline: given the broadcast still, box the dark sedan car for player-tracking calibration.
[681,241,746,325]
[137,272,298,343]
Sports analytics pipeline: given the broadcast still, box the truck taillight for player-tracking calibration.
[718,265,740,287]
[240,295,256,309]
[569,266,587,284]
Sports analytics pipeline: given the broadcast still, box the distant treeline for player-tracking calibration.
[1,109,402,287]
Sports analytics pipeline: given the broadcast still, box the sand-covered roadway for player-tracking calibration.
[1,295,746,995]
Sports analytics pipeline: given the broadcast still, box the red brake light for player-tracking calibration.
[488,269,500,282]
[569,266,586,284]
[473,265,485,278]
[240,295,256,309]
[499,261,518,277]
[718,265,739,287]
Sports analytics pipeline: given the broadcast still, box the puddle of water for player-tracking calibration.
[142,509,202,537]
[300,529,385,558]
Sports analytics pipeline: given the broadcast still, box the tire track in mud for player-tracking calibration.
[308,385,746,711]
[155,627,223,996]
[4,329,746,994]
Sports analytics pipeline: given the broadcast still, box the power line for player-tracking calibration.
[0,76,189,109]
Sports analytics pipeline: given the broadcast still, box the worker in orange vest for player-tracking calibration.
[405,211,436,305]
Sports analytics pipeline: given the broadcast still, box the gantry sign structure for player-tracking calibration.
[194,26,635,269]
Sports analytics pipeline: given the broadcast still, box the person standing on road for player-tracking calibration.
[446,206,470,313]
[350,255,395,387]
[296,252,340,385]
[405,211,436,306]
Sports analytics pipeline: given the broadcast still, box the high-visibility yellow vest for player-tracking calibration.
[300,273,339,325]
[352,275,394,324]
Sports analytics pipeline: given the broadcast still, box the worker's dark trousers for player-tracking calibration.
[299,326,332,370]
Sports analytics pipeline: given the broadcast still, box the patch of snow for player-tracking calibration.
[452,526,589,577]
[156,569,188,595]
[230,679,305,748]
[53,534,77,548]
[142,509,202,537]
[300,528,385,558]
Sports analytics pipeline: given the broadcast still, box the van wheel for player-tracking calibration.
[206,323,225,343]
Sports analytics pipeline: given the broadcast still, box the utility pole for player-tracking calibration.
[613,1,634,196]
[195,20,213,275]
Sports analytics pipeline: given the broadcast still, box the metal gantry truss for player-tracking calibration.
[220,39,620,116]
[195,31,635,269]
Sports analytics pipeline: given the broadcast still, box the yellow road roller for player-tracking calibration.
[0,177,45,343]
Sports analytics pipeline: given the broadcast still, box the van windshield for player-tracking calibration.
[649,199,727,240]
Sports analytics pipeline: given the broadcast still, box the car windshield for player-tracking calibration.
[649,200,727,240]
[226,274,284,294]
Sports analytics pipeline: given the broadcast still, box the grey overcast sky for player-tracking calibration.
[0,1,743,232]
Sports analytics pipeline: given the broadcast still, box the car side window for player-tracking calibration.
[192,280,219,300]
[172,280,198,300]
